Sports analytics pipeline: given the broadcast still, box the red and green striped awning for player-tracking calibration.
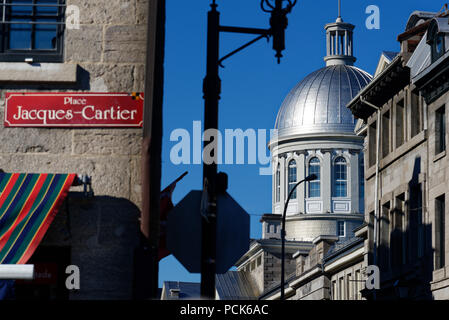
[0,173,76,264]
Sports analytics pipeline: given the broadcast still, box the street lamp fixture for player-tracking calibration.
[280,174,317,300]
[262,0,297,63]
[200,0,297,299]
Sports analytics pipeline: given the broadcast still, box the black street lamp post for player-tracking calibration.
[280,174,317,300]
[201,0,297,299]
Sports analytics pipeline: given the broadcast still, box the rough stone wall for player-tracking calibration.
[0,0,149,300]
[294,275,330,300]
[263,251,296,292]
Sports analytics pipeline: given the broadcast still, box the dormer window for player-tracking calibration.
[431,33,445,63]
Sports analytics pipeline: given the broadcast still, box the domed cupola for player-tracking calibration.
[273,2,372,140]
[268,2,371,242]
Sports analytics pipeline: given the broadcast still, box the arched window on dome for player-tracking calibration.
[333,157,348,198]
[288,160,297,200]
[276,163,281,203]
[308,157,321,198]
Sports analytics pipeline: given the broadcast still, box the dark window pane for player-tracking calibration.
[309,157,321,198]
[11,0,33,16]
[35,20,57,49]
[9,19,32,49]
[36,0,58,15]
[436,35,444,55]
[334,157,347,197]
[288,160,297,199]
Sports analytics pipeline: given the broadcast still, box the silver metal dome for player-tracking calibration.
[275,65,372,137]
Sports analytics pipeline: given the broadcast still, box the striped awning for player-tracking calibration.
[0,173,76,264]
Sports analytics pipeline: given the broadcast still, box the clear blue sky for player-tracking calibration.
[159,0,441,287]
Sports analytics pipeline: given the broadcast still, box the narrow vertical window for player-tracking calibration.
[410,92,421,138]
[332,280,337,300]
[338,221,345,237]
[368,122,377,167]
[382,111,390,158]
[288,160,297,199]
[359,153,365,213]
[410,184,423,260]
[333,157,347,197]
[339,277,344,300]
[436,105,446,155]
[308,157,320,198]
[379,202,391,269]
[436,195,446,269]
[395,99,405,148]
[276,163,281,203]
[392,194,405,268]
[355,270,361,300]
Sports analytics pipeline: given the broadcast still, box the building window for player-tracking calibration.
[256,255,262,267]
[382,110,390,158]
[275,163,281,203]
[339,277,344,300]
[0,0,65,62]
[432,33,445,62]
[288,160,297,199]
[395,98,405,148]
[379,202,391,269]
[436,195,446,270]
[333,157,347,197]
[410,91,421,138]
[392,194,405,267]
[410,184,423,260]
[332,280,337,300]
[359,153,365,213]
[368,122,377,167]
[308,157,320,198]
[355,270,361,300]
[337,221,345,237]
[347,273,352,300]
[436,105,446,155]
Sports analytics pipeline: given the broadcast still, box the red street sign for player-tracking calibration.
[4,92,144,128]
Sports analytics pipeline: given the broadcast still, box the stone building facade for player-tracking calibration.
[348,10,449,300]
[0,0,149,300]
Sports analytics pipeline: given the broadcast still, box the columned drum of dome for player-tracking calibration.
[269,12,372,242]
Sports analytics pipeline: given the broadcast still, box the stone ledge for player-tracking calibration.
[0,63,77,83]
[433,268,447,282]
[431,277,449,291]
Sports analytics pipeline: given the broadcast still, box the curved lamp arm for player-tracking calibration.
[280,173,317,300]
[282,174,317,226]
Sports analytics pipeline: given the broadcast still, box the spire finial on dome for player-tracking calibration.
[336,0,343,22]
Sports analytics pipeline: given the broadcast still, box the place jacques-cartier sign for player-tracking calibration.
[4,92,144,128]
